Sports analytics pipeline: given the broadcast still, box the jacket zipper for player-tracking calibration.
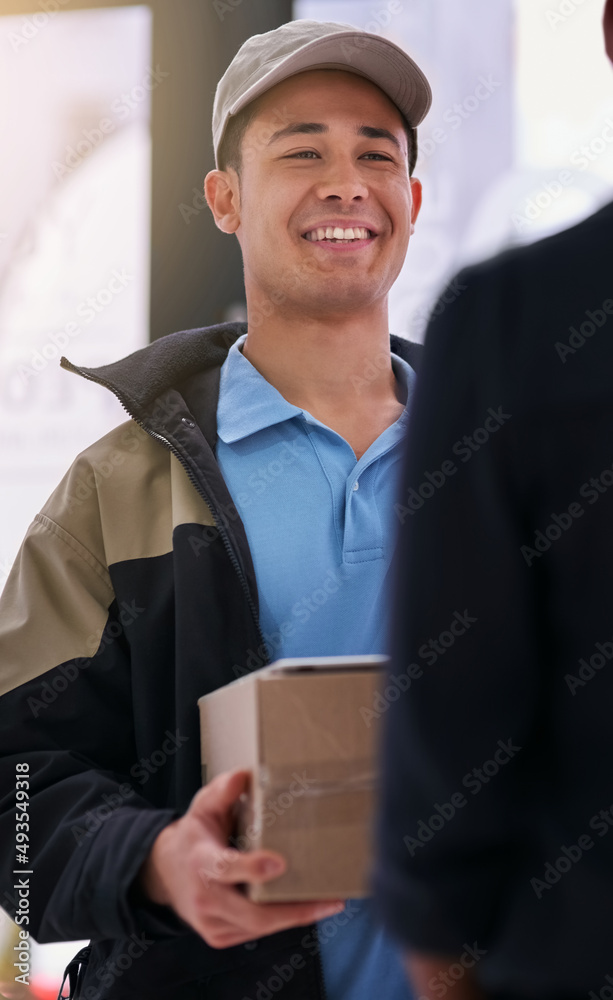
[314,933,329,1000]
[60,363,269,662]
[62,363,327,998]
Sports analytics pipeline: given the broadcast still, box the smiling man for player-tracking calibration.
[206,64,421,465]
[0,19,431,1000]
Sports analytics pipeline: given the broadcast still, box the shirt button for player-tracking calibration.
[352,481,359,491]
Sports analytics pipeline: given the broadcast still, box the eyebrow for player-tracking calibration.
[266,122,404,154]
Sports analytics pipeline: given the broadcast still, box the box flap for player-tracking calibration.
[257,670,381,769]
[263,655,389,676]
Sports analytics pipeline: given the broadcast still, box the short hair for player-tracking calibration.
[217,96,419,179]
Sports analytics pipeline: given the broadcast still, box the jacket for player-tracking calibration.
[0,321,423,1000]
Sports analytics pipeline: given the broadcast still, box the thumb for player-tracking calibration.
[191,768,251,827]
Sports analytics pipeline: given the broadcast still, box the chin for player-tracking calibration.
[308,290,379,314]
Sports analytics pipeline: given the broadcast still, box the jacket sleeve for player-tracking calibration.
[0,449,186,943]
[373,262,542,954]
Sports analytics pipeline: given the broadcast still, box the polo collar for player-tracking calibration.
[217,333,415,446]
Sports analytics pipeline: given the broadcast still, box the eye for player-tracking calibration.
[283,150,395,162]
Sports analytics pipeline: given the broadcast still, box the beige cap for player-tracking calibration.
[212,18,432,168]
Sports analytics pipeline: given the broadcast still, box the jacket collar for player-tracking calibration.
[60,322,423,447]
[60,322,247,418]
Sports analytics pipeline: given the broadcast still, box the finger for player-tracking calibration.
[182,884,257,949]
[216,886,346,939]
[199,903,346,951]
[233,900,346,944]
[186,905,255,951]
[210,847,287,886]
[189,880,346,948]
[202,927,253,950]
[250,899,346,937]
[196,846,244,890]
[206,932,243,950]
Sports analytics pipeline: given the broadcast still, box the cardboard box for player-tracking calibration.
[198,655,387,902]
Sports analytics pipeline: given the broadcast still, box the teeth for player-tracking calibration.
[304,226,372,241]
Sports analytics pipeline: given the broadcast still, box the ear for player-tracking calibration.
[409,177,423,235]
[203,168,241,234]
[605,0,613,64]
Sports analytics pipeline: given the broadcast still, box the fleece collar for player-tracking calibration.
[60,322,423,441]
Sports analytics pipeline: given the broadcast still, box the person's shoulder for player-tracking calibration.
[425,196,613,352]
[61,321,248,411]
[39,419,165,526]
[390,334,423,373]
[423,198,613,411]
[463,197,613,290]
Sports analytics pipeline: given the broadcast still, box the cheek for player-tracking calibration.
[380,180,412,230]
[390,206,413,241]
[250,192,288,241]
[265,175,309,224]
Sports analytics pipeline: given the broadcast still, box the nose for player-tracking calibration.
[314,153,369,203]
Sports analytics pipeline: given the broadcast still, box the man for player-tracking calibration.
[375,3,613,998]
[0,19,431,1000]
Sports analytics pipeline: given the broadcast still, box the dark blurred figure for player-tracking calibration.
[374,3,613,998]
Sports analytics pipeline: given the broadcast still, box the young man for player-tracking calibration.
[0,19,431,1000]
[375,3,613,998]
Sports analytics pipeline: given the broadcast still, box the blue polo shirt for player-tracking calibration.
[215,333,415,1000]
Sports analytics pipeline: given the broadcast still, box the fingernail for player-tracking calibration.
[260,858,284,876]
[315,902,344,919]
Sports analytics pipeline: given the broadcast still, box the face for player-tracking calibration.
[211,69,422,322]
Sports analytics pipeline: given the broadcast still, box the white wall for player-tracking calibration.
[0,5,152,593]
[294,0,613,338]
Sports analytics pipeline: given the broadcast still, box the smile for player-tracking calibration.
[302,225,376,244]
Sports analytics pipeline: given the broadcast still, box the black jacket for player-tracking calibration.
[0,323,422,1000]
[375,200,613,996]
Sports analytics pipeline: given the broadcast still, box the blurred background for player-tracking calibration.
[1,0,612,995]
